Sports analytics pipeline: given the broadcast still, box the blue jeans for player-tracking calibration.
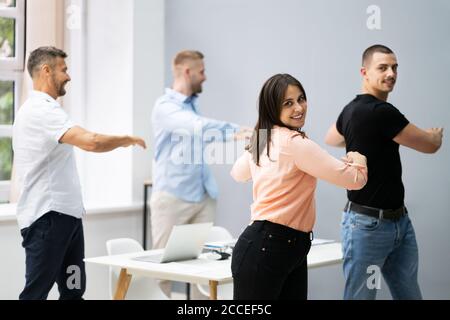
[341,208,422,300]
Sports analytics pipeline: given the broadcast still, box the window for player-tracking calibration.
[0,0,24,203]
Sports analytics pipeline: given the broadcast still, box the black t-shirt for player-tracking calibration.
[336,94,409,209]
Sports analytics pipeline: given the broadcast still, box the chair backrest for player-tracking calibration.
[106,238,143,256]
[106,238,168,300]
[206,226,234,242]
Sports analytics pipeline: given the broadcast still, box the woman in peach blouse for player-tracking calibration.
[230,74,368,300]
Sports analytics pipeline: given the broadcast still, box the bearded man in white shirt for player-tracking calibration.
[13,46,146,300]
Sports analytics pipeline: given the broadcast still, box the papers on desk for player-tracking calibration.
[204,240,237,250]
[204,238,335,249]
[312,238,335,246]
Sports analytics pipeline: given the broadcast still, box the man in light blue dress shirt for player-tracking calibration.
[151,50,251,298]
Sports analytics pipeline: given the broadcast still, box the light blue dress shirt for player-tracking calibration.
[151,88,240,203]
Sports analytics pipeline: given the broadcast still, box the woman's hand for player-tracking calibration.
[342,151,367,167]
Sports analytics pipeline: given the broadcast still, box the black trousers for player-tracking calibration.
[19,211,86,300]
[232,220,312,300]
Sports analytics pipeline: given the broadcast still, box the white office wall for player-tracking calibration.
[66,0,163,206]
[132,0,165,203]
[165,0,450,299]
[81,0,134,204]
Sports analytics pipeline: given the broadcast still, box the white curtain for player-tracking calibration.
[9,0,65,203]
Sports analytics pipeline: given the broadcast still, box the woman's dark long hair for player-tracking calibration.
[248,74,307,166]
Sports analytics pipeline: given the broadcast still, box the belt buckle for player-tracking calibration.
[386,209,400,221]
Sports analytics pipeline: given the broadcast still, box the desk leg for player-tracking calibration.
[209,280,218,300]
[143,184,148,250]
[186,283,191,300]
[114,268,132,300]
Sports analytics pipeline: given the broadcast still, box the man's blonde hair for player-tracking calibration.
[173,50,204,66]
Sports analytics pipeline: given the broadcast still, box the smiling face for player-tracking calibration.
[362,52,398,100]
[279,84,307,129]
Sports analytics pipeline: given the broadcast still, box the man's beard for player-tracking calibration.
[192,84,202,94]
[58,85,67,96]
[56,81,67,96]
[51,76,67,97]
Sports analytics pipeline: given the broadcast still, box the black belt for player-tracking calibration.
[344,201,407,221]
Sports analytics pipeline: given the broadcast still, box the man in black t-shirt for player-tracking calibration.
[325,45,443,300]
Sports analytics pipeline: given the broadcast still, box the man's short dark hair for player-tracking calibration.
[27,46,68,78]
[362,44,394,67]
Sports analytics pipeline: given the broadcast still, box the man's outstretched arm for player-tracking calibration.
[325,123,346,148]
[59,126,146,152]
[393,124,443,154]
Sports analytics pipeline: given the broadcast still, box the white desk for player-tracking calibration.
[84,242,342,300]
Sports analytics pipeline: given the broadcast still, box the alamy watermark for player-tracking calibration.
[66,3,82,30]
[66,265,81,290]
[367,5,382,30]
[366,265,381,290]
[168,127,284,166]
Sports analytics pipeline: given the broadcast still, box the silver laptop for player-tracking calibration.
[134,222,213,263]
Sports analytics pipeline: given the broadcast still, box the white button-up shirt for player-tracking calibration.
[13,90,85,229]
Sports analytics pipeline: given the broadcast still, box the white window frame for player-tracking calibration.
[0,0,25,203]
[0,0,25,70]
[0,72,20,202]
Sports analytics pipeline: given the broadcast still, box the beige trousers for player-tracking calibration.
[150,191,216,299]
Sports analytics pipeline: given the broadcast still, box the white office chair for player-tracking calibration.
[196,226,234,300]
[106,238,169,300]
